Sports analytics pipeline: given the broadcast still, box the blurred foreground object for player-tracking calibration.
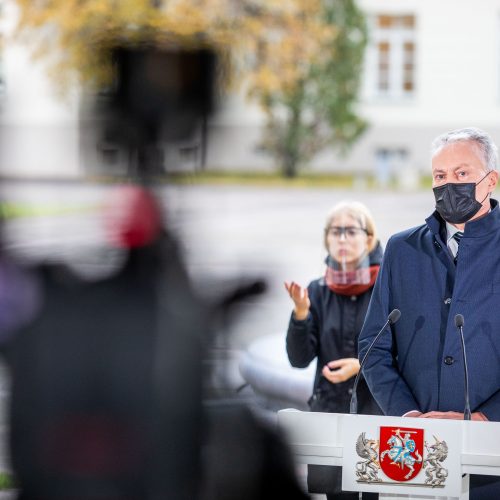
[103,185,163,248]
[4,187,207,499]
[0,33,309,497]
[201,401,309,500]
[2,186,309,499]
[85,45,217,176]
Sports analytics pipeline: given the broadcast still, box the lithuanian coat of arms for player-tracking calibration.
[355,426,448,487]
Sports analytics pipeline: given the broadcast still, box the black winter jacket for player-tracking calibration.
[286,243,383,416]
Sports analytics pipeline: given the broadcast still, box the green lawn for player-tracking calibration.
[0,472,15,490]
[162,170,433,189]
[0,173,435,221]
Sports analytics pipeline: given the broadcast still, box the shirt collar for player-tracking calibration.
[445,208,492,243]
[445,221,463,246]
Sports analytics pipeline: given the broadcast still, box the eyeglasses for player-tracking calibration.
[326,226,368,239]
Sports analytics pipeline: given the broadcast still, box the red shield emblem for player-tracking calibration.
[379,426,424,482]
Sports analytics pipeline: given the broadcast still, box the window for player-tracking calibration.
[366,14,416,99]
[374,148,408,187]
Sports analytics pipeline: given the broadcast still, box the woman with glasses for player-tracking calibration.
[285,200,382,500]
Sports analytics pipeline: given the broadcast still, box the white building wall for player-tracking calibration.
[360,0,500,126]
[0,0,80,178]
[350,0,500,175]
[205,89,272,171]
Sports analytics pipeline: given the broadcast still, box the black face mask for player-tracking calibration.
[433,173,490,224]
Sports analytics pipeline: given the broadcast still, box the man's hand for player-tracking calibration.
[419,411,488,421]
[322,358,360,384]
[403,410,423,418]
[284,281,310,320]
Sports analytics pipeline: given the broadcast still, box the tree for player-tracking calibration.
[12,0,238,91]
[12,0,367,177]
[243,0,368,177]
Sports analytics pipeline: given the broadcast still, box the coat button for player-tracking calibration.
[444,356,454,365]
[444,298,451,305]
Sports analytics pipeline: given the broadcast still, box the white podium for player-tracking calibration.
[278,409,500,500]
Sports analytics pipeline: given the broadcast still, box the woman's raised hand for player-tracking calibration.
[284,281,310,320]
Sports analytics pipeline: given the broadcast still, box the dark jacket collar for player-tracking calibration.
[369,240,384,266]
[426,198,500,238]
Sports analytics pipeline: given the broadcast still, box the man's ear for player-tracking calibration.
[488,170,499,191]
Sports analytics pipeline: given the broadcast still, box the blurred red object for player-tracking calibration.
[104,185,163,248]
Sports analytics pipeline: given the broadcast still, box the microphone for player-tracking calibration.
[350,309,401,414]
[454,314,472,421]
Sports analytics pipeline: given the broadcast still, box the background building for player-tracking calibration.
[0,0,500,179]
[207,0,500,181]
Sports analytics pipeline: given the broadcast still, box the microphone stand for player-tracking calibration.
[350,309,401,414]
[455,314,472,421]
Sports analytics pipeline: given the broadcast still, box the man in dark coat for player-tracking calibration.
[359,127,500,499]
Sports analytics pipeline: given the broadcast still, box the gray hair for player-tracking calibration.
[431,127,498,172]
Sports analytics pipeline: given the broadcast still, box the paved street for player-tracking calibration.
[162,184,433,348]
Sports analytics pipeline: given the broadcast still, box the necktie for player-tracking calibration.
[453,231,463,264]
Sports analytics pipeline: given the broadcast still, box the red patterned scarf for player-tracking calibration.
[325,264,380,296]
